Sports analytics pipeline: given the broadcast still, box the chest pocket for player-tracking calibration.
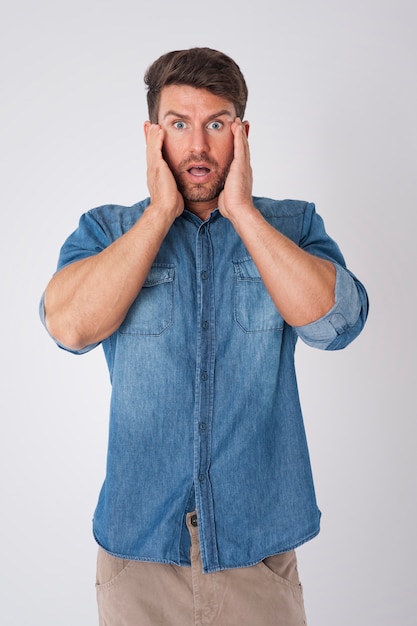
[233,259,284,332]
[119,265,175,336]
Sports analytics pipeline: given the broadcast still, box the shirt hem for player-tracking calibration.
[92,523,320,573]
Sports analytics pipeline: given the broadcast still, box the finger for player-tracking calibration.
[231,118,250,163]
[146,125,165,169]
[146,124,164,155]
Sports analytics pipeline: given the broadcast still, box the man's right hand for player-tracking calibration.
[144,123,184,219]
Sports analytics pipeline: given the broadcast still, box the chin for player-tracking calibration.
[182,182,224,204]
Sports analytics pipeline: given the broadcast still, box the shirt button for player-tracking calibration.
[201,271,208,280]
[199,422,207,431]
[201,372,208,381]
[202,321,209,330]
[199,474,206,483]
[190,514,198,527]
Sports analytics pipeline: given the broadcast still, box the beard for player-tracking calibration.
[170,153,233,204]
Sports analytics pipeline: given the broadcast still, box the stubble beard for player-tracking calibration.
[172,154,233,205]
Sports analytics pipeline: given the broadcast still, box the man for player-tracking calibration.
[41,47,368,625]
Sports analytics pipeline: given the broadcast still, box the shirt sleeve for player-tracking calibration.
[56,209,112,270]
[294,263,368,350]
[39,209,112,355]
[292,202,369,350]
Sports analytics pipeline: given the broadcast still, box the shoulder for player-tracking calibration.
[252,196,312,218]
[252,196,316,242]
[57,198,151,269]
[85,198,151,234]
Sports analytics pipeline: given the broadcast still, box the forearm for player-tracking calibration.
[228,204,336,327]
[44,204,175,350]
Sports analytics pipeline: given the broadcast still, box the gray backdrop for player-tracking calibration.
[2,0,416,624]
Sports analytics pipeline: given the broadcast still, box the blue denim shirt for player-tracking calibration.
[41,197,368,573]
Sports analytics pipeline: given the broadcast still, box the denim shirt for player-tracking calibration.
[40,197,368,573]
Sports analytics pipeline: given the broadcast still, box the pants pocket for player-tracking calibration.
[258,550,304,595]
[95,547,133,589]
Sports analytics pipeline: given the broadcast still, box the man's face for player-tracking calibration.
[155,85,239,214]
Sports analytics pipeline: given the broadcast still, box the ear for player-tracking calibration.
[242,120,250,137]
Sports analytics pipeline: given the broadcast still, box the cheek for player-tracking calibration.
[218,137,235,166]
[161,139,175,165]
[161,133,183,165]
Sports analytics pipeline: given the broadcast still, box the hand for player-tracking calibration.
[218,118,253,221]
[145,123,184,219]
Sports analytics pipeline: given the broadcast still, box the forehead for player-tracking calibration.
[158,85,236,120]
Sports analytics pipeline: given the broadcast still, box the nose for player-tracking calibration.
[189,127,210,153]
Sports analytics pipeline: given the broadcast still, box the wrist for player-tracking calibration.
[146,198,182,222]
[140,202,179,236]
[225,201,258,228]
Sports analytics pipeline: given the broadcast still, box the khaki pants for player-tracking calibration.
[96,512,307,625]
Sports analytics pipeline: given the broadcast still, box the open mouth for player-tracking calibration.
[187,166,211,177]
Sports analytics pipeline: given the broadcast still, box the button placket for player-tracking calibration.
[198,226,211,482]
[193,221,219,570]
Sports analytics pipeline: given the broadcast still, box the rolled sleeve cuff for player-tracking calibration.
[294,264,361,349]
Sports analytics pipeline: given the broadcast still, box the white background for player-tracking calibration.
[1,0,416,624]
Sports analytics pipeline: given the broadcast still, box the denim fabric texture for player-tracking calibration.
[40,197,368,573]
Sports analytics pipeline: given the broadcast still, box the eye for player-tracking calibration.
[207,121,223,130]
[173,121,186,130]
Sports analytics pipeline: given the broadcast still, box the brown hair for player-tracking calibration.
[144,47,248,123]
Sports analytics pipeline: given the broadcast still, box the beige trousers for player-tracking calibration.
[96,512,307,625]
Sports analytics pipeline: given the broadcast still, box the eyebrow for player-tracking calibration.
[162,109,234,122]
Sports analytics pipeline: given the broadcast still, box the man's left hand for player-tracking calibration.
[218,118,253,221]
